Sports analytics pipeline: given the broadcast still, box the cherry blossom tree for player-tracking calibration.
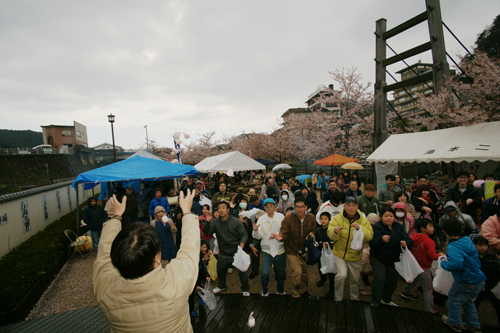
[415,51,500,129]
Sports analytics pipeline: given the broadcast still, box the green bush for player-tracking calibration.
[0,202,87,313]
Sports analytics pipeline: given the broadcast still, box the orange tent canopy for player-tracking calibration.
[313,153,359,166]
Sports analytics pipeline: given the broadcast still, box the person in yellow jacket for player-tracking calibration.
[328,196,374,301]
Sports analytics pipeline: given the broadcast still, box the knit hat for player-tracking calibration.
[366,213,380,225]
[154,206,165,215]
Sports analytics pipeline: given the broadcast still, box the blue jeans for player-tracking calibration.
[261,252,286,294]
[90,230,102,254]
[447,281,485,327]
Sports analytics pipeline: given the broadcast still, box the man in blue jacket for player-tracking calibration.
[149,189,170,219]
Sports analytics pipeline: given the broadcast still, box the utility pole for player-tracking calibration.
[144,125,149,150]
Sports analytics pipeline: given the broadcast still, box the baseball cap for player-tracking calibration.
[344,196,357,204]
[263,198,276,206]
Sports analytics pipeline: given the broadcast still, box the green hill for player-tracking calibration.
[0,129,43,148]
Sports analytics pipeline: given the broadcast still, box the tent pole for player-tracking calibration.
[76,183,80,235]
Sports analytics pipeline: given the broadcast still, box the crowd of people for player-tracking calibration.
[88,169,500,332]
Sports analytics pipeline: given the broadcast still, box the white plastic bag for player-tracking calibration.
[350,225,364,251]
[233,246,251,272]
[213,238,219,255]
[198,281,217,310]
[433,256,454,296]
[395,246,424,283]
[320,245,337,274]
[491,281,500,300]
[270,239,279,257]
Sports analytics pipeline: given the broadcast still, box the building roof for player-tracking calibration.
[395,62,433,74]
[281,107,310,118]
[41,124,75,128]
[92,142,123,149]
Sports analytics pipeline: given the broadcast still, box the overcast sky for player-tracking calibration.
[1,0,498,149]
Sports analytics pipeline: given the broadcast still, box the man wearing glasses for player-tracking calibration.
[275,196,316,298]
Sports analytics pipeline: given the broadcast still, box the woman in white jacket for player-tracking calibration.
[252,198,287,297]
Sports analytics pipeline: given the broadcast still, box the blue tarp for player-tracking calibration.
[71,155,198,190]
[254,158,277,166]
[296,175,312,184]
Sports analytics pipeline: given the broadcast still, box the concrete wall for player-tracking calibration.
[0,182,95,258]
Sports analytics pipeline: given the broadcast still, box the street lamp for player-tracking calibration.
[107,114,116,162]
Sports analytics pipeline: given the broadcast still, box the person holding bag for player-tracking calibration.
[369,207,412,307]
[401,218,443,313]
[327,196,374,301]
[315,212,336,298]
[252,198,286,297]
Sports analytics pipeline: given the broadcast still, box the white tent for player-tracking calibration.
[367,122,500,164]
[194,151,266,173]
[128,149,162,160]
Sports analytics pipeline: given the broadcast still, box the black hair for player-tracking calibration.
[219,181,227,186]
[212,207,218,214]
[385,174,396,181]
[320,212,332,220]
[417,174,428,181]
[441,218,463,237]
[352,172,359,178]
[202,204,210,211]
[216,201,230,210]
[111,222,161,280]
[472,236,489,246]
[331,191,346,205]
[349,179,358,185]
[295,196,307,206]
[496,205,500,218]
[380,206,396,217]
[455,170,470,179]
[484,173,495,180]
[250,195,259,203]
[494,183,500,192]
[469,172,477,181]
[394,191,409,203]
[286,207,294,213]
[414,185,430,198]
[200,240,209,248]
[415,218,433,233]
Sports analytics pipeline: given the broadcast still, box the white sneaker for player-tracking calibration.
[243,292,250,296]
[227,268,233,273]
[261,291,269,297]
[380,300,398,307]
[277,292,286,295]
[213,287,227,294]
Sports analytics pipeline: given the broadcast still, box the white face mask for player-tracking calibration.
[282,195,288,201]
[162,215,169,223]
[396,212,405,218]
[239,202,247,209]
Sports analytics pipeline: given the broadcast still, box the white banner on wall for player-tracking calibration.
[21,200,31,233]
[67,186,72,211]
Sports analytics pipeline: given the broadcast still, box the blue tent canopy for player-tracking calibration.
[71,155,198,190]
[254,158,277,166]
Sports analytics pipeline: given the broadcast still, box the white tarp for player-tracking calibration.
[194,151,266,173]
[128,149,162,160]
[367,122,500,164]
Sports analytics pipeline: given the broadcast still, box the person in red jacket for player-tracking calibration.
[401,218,444,313]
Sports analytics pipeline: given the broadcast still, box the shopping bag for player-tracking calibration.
[207,253,218,281]
[491,281,500,300]
[395,246,424,283]
[270,239,279,257]
[232,246,251,272]
[320,245,337,274]
[433,256,454,295]
[198,281,217,311]
[350,225,364,251]
[213,238,219,255]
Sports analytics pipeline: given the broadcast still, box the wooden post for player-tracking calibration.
[373,19,388,151]
[76,184,80,235]
[426,0,451,92]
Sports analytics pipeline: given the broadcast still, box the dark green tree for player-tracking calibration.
[476,14,500,59]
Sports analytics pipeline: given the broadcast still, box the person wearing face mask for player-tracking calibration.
[394,202,416,236]
[151,206,177,267]
[276,189,295,215]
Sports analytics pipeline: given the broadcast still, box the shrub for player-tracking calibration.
[0,202,87,312]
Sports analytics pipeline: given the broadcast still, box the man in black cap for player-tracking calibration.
[121,185,139,227]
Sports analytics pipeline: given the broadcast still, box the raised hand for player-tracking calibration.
[110,194,126,218]
[179,189,195,215]
[252,223,260,231]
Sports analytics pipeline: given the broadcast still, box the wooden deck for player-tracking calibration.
[1,294,499,333]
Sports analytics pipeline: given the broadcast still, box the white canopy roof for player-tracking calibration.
[194,151,266,173]
[128,149,162,160]
[367,122,500,164]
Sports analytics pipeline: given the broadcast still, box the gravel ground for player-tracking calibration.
[27,249,498,328]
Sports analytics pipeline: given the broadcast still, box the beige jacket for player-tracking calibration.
[93,214,200,333]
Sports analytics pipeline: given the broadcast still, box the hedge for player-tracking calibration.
[0,201,87,313]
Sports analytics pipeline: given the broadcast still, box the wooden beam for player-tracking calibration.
[384,71,434,93]
[373,19,388,154]
[383,42,432,67]
[384,11,428,39]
